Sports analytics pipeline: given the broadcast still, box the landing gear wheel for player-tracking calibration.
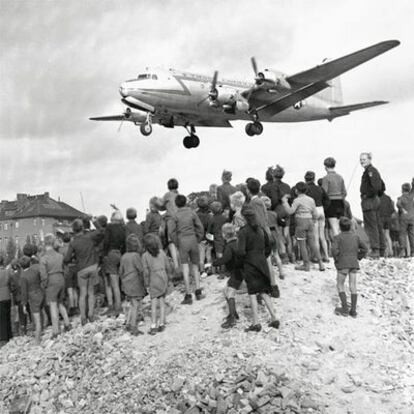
[253,122,263,135]
[245,122,255,136]
[191,134,200,148]
[183,136,193,149]
[140,123,152,136]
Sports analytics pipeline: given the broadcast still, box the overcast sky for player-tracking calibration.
[1,0,413,220]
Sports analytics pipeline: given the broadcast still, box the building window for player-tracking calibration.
[15,221,19,229]
[33,218,37,227]
[15,236,19,245]
[4,224,8,231]
[41,219,45,227]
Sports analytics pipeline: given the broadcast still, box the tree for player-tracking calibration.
[6,238,17,264]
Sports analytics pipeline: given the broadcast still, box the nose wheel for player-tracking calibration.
[140,112,153,136]
[245,121,263,136]
[183,125,200,149]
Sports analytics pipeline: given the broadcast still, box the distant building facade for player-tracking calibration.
[0,192,85,251]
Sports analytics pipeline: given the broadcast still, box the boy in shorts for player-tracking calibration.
[170,195,204,304]
[282,182,325,272]
[332,217,368,317]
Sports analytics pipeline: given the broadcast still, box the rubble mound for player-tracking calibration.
[1,258,413,414]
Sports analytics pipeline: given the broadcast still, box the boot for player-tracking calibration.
[318,260,325,272]
[195,289,205,301]
[349,294,358,318]
[334,292,349,316]
[295,263,310,271]
[181,293,193,305]
[221,298,237,329]
[270,284,280,298]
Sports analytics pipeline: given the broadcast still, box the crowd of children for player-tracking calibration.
[0,160,413,346]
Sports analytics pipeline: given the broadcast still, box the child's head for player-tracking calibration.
[246,178,261,196]
[210,201,223,215]
[44,233,55,247]
[197,195,209,209]
[149,196,161,212]
[95,215,108,229]
[402,183,411,193]
[295,181,307,194]
[19,255,31,270]
[111,210,123,224]
[221,170,232,184]
[126,234,140,253]
[23,244,37,257]
[82,216,92,230]
[261,196,272,210]
[62,232,71,243]
[273,165,285,179]
[241,205,258,229]
[167,178,179,191]
[175,194,187,208]
[126,207,137,221]
[265,167,274,182]
[144,234,160,257]
[72,218,84,234]
[222,223,236,240]
[230,191,246,211]
[339,216,352,232]
[324,157,336,170]
[304,171,315,183]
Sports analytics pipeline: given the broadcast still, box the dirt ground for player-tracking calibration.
[1,258,413,414]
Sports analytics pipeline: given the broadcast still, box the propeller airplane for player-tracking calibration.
[90,40,400,149]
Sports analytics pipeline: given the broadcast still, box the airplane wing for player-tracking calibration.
[329,100,388,118]
[244,40,399,117]
[175,113,232,128]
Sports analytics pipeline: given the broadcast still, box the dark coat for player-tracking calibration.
[125,220,144,253]
[104,223,126,255]
[261,181,280,210]
[360,165,385,211]
[213,238,243,290]
[332,231,368,270]
[217,182,237,210]
[237,224,271,295]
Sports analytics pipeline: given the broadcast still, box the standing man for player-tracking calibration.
[359,152,386,258]
[217,170,237,213]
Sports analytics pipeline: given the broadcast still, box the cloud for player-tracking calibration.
[0,0,413,220]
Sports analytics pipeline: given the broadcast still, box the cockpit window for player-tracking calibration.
[137,73,150,80]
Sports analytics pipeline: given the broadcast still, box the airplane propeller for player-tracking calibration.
[251,57,265,85]
[117,107,131,133]
[208,70,219,102]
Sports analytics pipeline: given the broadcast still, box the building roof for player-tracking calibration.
[0,193,85,221]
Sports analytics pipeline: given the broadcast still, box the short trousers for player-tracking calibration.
[295,217,315,240]
[77,264,99,288]
[178,236,200,265]
[64,264,78,289]
[213,239,225,255]
[337,268,358,277]
[28,290,45,313]
[380,217,391,230]
[46,274,66,303]
[326,199,345,219]
[105,250,121,275]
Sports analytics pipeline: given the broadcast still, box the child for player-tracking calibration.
[142,234,171,335]
[262,196,286,280]
[213,224,242,329]
[0,255,12,345]
[237,206,279,332]
[144,197,163,236]
[207,201,227,267]
[332,217,368,317]
[196,196,213,277]
[119,235,146,335]
[9,259,28,336]
[20,255,45,345]
[170,195,205,304]
[230,191,246,234]
[40,234,71,338]
[282,182,325,272]
[396,183,414,257]
[125,208,144,254]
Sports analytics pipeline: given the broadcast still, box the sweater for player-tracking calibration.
[322,171,347,200]
[331,231,368,270]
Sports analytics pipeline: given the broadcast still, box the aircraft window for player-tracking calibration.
[152,74,158,80]
[137,74,150,80]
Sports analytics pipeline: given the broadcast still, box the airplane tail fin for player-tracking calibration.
[329,100,388,119]
[316,76,343,105]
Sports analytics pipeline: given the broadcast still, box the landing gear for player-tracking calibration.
[183,134,200,149]
[140,113,153,136]
[245,121,263,136]
[183,125,200,149]
[140,122,152,136]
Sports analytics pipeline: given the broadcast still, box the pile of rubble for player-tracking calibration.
[1,258,413,414]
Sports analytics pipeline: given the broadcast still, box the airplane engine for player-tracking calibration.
[213,87,237,106]
[262,69,291,89]
[130,109,148,123]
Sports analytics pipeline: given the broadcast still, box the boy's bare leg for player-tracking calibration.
[49,302,59,336]
[79,284,87,321]
[87,279,95,320]
[262,293,277,321]
[159,297,166,326]
[191,263,201,290]
[151,298,158,326]
[58,303,70,327]
[110,274,121,313]
[182,263,191,294]
[33,312,42,345]
[249,294,260,326]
